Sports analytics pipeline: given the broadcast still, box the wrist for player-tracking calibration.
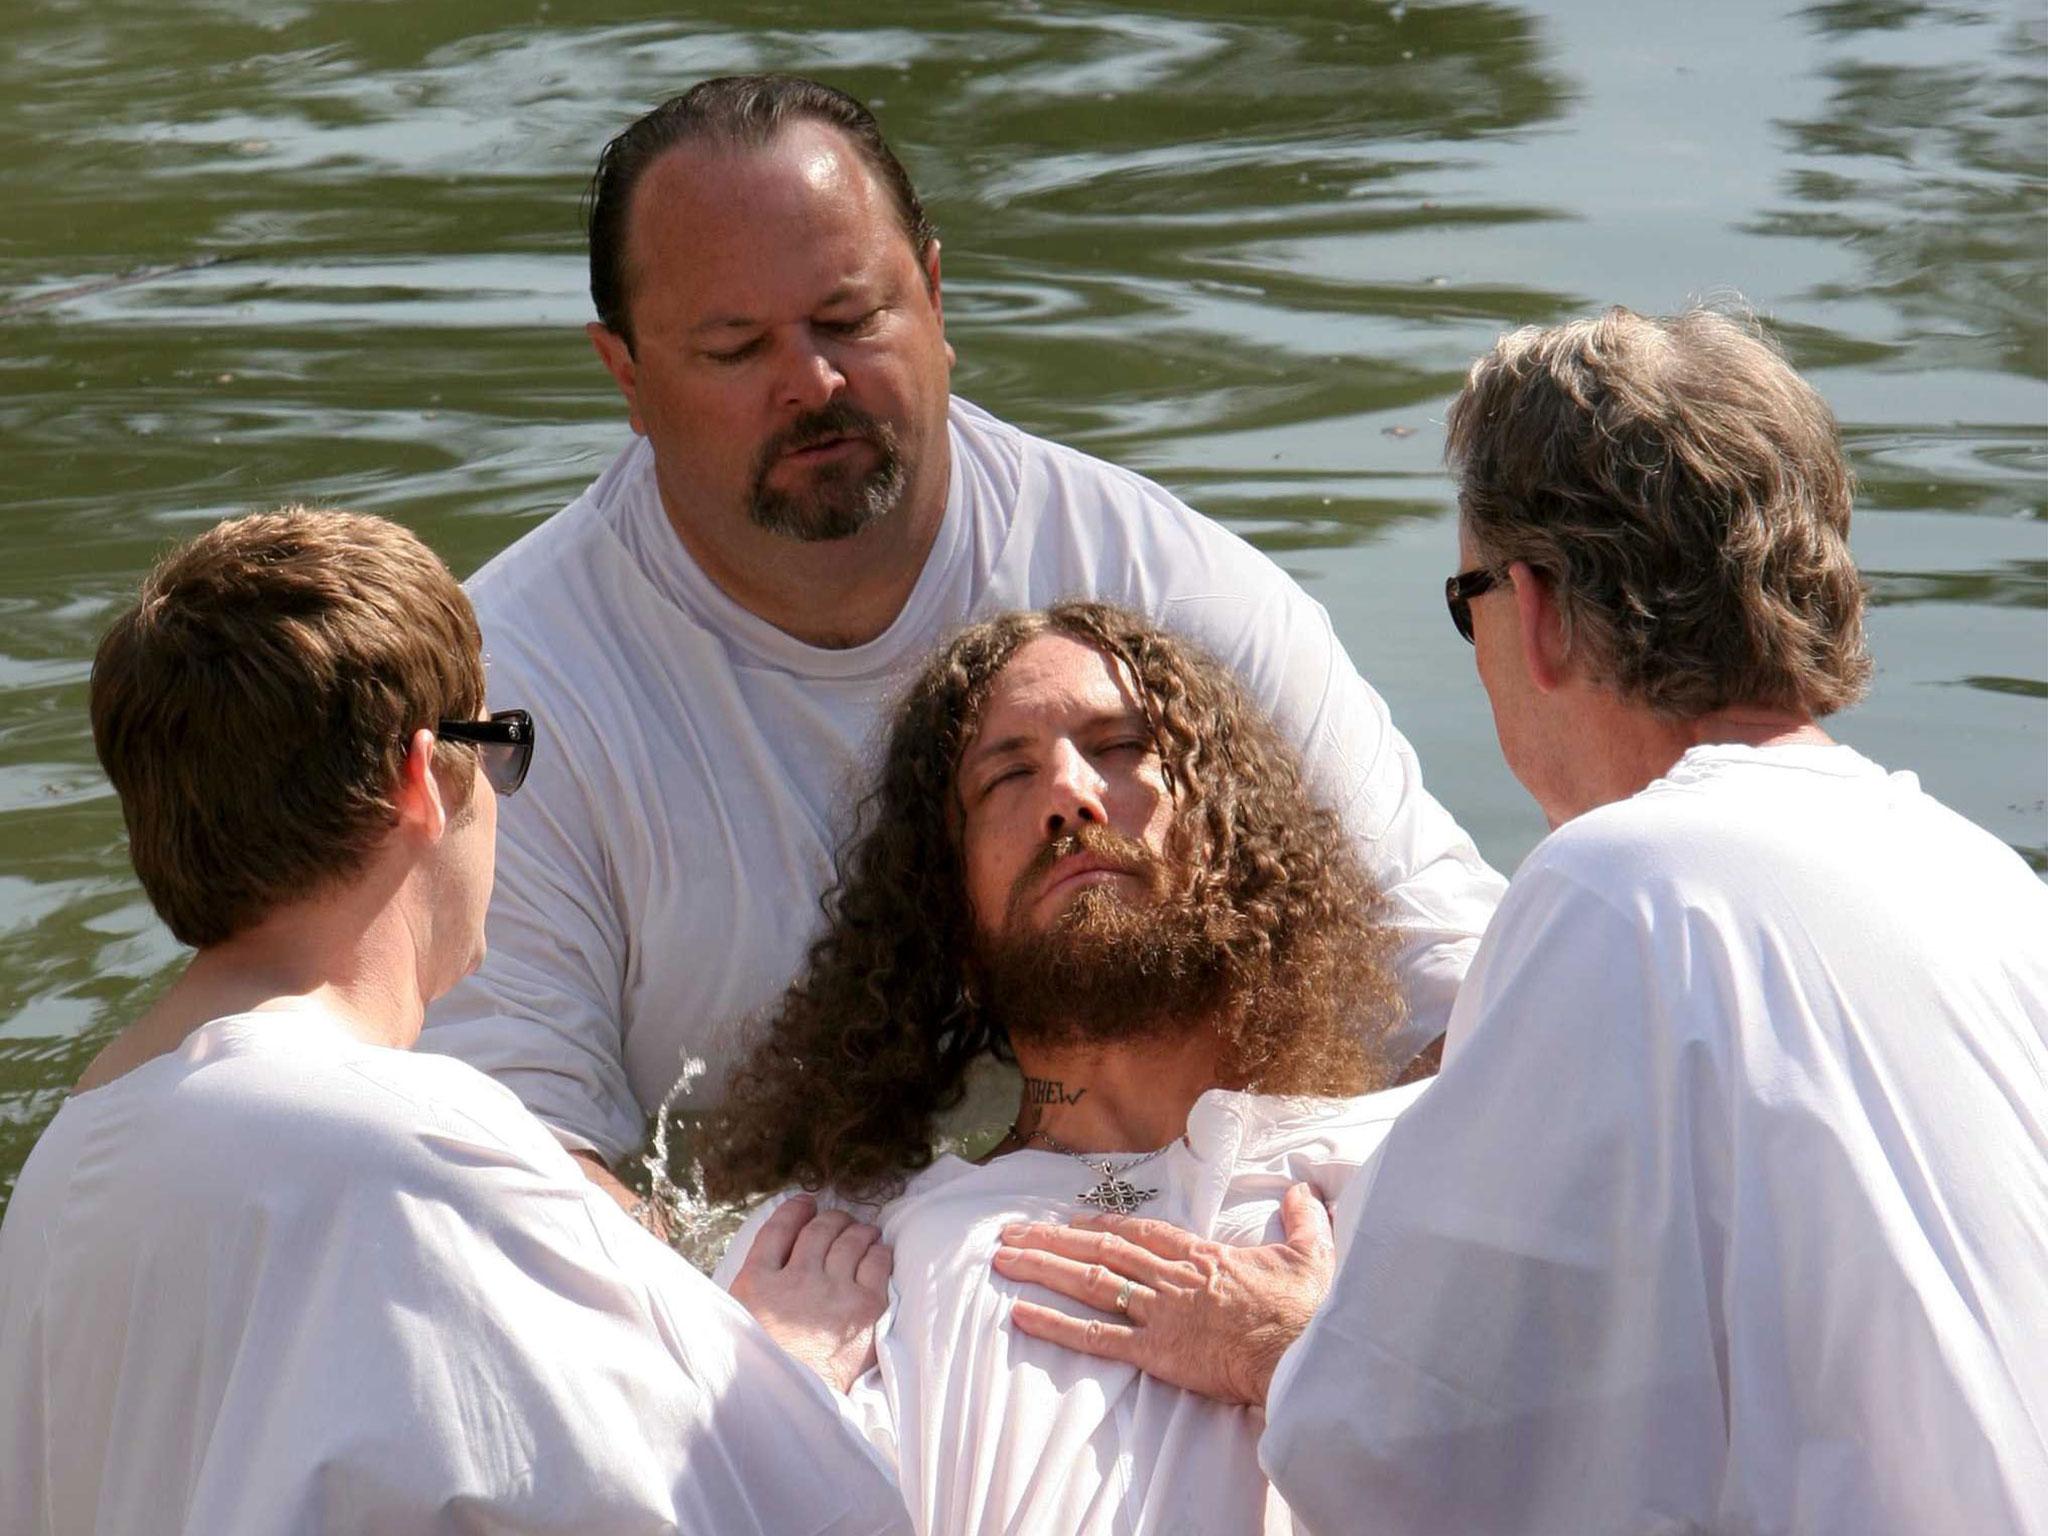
[1236,1322,1301,1407]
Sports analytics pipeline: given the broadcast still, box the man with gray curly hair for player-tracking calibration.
[1001,307,2047,1535]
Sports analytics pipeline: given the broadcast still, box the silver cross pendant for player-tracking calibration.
[1077,1174,1158,1215]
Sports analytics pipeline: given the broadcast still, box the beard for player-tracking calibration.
[976,827,1226,1051]
[746,399,909,543]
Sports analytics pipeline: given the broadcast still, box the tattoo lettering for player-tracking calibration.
[1022,1076,1087,1106]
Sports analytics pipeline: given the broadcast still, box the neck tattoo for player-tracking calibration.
[1022,1075,1086,1106]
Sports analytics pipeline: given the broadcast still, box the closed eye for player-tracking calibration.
[818,308,883,338]
[703,336,765,364]
[977,764,1031,800]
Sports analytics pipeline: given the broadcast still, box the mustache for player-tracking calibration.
[755,399,894,466]
[1005,824,1161,921]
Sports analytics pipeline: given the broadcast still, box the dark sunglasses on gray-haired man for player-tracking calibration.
[1446,566,1514,644]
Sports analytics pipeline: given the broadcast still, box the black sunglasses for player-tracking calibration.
[434,709,536,796]
[1445,566,1507,644]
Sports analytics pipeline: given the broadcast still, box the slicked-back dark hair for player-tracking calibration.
[585,74,938,350]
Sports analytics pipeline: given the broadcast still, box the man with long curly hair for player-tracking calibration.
[700,600,1428,1536]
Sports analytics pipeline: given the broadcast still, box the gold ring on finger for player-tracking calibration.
[1113,1277,1137,1316]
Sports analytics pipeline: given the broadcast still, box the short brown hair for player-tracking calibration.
[90,509,485,949]
[1446,305,1871,718]
[695,602,1400,1204]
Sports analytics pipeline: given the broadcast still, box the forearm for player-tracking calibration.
[569,1148,669,1240]
[569,1148,636,1207]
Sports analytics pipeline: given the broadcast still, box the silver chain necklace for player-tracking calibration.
[1015,1125,1176,1215]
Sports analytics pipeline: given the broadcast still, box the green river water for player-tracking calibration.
[2,0,2042,1209]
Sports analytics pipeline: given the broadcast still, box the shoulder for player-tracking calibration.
[1524,744,2036,919]
[1463,798,1713,995]
[5,1024,580,1261]
[331,1043,580,1176]
[953,397,1182,506]
[460,442,692,759]
[189,1025,579,1208]
[1517,796,1699,904]
[469,441,648,607]
[1504,754,1808,915]
[1208,1084,1430,1146]
[953,399,1319,666]
[954,397,1277,572]
[1200,1087,1433,1192]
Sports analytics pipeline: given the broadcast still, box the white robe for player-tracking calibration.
[718,1085,1428,1536]
[0,1006,910,1536]
[1263,744,2048,1536]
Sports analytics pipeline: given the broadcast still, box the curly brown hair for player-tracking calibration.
[695,602,1402,1204]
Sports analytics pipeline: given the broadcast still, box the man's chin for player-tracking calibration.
[982,892,1223,1047]
[750,500,878,544]
[1000,1002,1183,1053]
[749,473,900,544]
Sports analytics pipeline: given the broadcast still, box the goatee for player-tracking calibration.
[978,829,1225,1049]
[747,399,908,543]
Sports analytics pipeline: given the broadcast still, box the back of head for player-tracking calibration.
[90,509,484,949]
[1446,305,1871,718]
[586,74,937,348]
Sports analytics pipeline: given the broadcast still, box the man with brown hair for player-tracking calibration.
[0,510,910,1536]
[698,601,1427,1535]
[1004,309,2048,1534]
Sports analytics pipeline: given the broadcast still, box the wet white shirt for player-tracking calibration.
[0,1007,910,1536]
[717,1084,1429,1536]
[1263,745,2048,1536]
[422,398,1503,1160]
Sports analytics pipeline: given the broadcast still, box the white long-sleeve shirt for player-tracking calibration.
[422,398,1504,1159]
[718,1085,1429,1536]
[0,1006,910,1536]
[1263,745,2048,1536]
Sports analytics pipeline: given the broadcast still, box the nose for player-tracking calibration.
[1041,739,1107,839]
[779,329,847,413]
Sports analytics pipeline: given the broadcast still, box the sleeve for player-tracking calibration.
[419,670,647,1164]
[1162,579,1506,1059]
[194,1095,911,1536]
[1261,861,1730,1536]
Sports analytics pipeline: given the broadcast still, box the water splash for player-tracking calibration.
[636,1055,751,1274]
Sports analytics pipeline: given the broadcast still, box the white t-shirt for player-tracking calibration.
[0,1006,910,1536]
[1262,745,2048,1536]
[715,1084,1429,1536]
[422,398,1504,1160]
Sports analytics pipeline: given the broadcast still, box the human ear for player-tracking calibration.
[587,323,646,436]
[921,241,955,368]
[1511,562,1569,695]
[393,729,450,846]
